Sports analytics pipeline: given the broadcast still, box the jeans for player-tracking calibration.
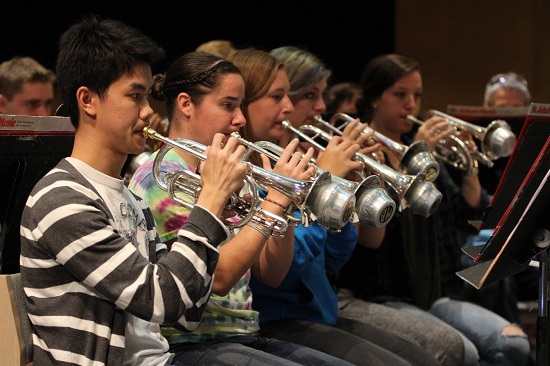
[384,297,531,366]
[166,335,354,366]
[337,289,464,366]
[258,319,415,366]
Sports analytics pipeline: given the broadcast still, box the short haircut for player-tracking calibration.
[0,57,56,99]
[55,15,165,127]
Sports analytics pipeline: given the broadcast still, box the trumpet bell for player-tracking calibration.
[354,176,396,228]
[406,179,443,217]
[482,120,516,159]
[303,171,357,231]
[400,141,440,182]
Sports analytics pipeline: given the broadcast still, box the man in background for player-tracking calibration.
[483,72,531,107]
[0,56,56,116]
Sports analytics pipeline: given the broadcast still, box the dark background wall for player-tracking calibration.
[3,2,394,92]
[3,1,548,114]
[395,0,550,111]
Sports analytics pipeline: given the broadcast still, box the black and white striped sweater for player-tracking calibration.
[20,158,226,365]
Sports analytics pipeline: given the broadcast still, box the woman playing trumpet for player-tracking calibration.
[230,46,464,366]
[128,51,352,366]
[337,53,531,366]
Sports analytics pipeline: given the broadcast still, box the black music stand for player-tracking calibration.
[0,114,74,274]
[456,103,550,366]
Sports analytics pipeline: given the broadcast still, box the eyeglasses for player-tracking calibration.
[487,72,528,88]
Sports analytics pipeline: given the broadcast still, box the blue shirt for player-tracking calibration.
[250,218,358,325]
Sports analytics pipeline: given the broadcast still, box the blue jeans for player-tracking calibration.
[384,297,531,366]
[166,335,354,366]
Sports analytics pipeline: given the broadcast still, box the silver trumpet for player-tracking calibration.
[407,110,516,175]
[230,132,358,231]
[235,133,395,228]
[282,121,442,217]
[316,113,440,182]
[144,126,290,236]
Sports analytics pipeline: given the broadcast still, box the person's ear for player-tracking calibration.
[76,86,97,117]
[177,92,192,118]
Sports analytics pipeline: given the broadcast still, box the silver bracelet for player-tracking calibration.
[246,222,270,240]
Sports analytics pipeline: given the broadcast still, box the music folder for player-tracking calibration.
[456,103,550,289]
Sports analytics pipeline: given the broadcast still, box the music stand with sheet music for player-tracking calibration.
[456,103,550,365]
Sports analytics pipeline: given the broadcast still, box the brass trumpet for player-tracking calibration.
[144,127,290,236]
[230,132,360,230]
[407,110,516,174]
[282,121,442,217]
[316,113,440,182]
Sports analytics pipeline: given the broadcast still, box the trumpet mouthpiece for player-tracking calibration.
[143,126,163,141]
[406,115,421,125]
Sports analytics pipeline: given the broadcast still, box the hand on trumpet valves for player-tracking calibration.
[348,125,384,163]
[414,116,452,152]
[340,117,367,142]
[196,133,249,217]
[268,138,316,181]
[455,129,478,152]
[316,136,363,179]
[337,117,381,157]
[260,138,316,209]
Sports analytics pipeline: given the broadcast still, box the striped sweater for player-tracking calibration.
[19,159,226,365]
